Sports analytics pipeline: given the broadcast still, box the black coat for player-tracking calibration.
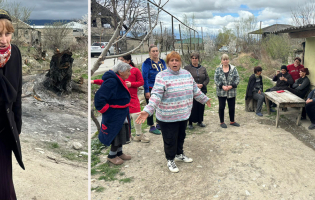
[245,74,263,100]
[0,44,24,169]
[271,72,293,91]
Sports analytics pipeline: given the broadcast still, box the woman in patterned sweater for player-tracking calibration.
[135,51,211,173]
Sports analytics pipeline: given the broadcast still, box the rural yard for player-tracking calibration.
[91,102,315,200]
[91,56,315,200]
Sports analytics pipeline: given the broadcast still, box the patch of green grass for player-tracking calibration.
[81,73,88,79]
[47,142,59,149]
[97,163,122,181]
[119,177,133,183]
[91,168,98,175]
[91,186,105,192]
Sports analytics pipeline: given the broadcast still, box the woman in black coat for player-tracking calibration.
[184,52,210,129]
[245,66,264,116]
[0,10,24,200]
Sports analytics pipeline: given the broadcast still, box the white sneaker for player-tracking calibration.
[175,154,193,163]
[167,160,179,173]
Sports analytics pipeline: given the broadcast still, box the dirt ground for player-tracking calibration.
[91,103,315,200]
[11,73,89,200]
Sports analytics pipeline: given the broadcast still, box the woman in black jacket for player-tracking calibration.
[184,52,210,129]
[245,66,264,116]
[0,10,24,200]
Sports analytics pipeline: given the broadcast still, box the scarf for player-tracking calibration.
[0,45,11,68]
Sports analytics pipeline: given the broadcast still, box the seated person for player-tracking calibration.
[266,65,294,111]
[287,57,304,82]
[287,68,310,119]
[305,89,315,130]
[245,66,265,117]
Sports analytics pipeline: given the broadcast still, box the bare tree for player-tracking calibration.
[1,1,32,45]
[90,0,169,130]
[42,22,73,50]
[291,0,315,26]
[233,16,257,52]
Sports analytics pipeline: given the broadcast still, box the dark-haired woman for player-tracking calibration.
[142,45,167,134]
[287,57,304,82]
[184,52,209,129]
[0,10,24,200]
[245,66,265,116]
[92,55,149,143]
[287,68,310,119]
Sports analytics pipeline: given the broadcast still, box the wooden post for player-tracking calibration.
[194,31,196,51]
[201,27,203,50]
[190,30,191,53]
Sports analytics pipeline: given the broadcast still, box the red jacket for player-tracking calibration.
[94,65,144,113]
[287,64,304,82]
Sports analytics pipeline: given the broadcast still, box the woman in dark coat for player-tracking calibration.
[94,62,132,165]
[0,10,24,200]
[245,66,264,116]
[287,68,310,119]
[184,52,209,129]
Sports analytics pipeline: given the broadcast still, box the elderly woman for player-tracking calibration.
[287,57,304,82]
[245,66,265,117]
[184,52,209,129]
[136,51,211,173]
[306,89,315,130]
[0,10,24,199]
[142,45,167,134]
[214,54,240,128]
[94,62,132,165]
[92,54,149,143]
[287,68,310,119]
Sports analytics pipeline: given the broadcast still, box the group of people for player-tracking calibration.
[94,46,243,172]
[245,57,315,130]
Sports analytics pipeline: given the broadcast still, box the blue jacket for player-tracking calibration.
[307,89,315,101]
[141,58,167,93]
[94,70,131,146]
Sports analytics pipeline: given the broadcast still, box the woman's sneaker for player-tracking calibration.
[167,160,179,173]
[175,154,193,163]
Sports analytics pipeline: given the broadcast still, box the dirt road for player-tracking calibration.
[92,103,315,199]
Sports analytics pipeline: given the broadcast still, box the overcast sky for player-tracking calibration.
[155,0,310,37]
[15,0,88,20]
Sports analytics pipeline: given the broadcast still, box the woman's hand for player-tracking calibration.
[206,99,211,107]
[258,90,261,94]
[222,86,228,91]
[125,81,131,88]
[91,80,94,84]
[227,85,233,90]
[135,111,149,124]
[145,92,150,99]
[306,99,313,104]
[197,84,203,89]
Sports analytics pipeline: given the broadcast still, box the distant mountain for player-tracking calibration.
[28,19,72,26]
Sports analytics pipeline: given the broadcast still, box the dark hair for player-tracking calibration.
[300,68,309,75]
[294,57,301,62]
[122,54,135,67]
[281,65,288,71]
[149,45,158,52]
[190,52,200,59]
[254,66,262,74]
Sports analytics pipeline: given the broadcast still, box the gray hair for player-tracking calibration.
[112,62,131,73]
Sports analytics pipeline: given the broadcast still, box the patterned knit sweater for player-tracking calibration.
[143,68,209,122]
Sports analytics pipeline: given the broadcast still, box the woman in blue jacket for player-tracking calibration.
[142,45,167,134]
[306,89,315,130]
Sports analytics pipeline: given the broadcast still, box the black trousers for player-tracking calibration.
[189,91,206,124]
[287,88,307,118]
[145,87,156,126]
[218,96,235,123]
[306,101,315,124]
[157,119,188,160]
[0,126,16,200]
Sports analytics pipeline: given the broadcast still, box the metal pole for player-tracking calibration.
[160,21,163,57]
[190,30,191,53]
[179,24,184,56]
[172,16,174,51]
[194,31,196,51]
[147,2,152,46]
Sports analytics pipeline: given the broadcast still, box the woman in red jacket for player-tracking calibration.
[287,57,304,82]
[92,55,150,143]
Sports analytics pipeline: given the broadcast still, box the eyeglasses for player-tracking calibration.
[191,57,198,60]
